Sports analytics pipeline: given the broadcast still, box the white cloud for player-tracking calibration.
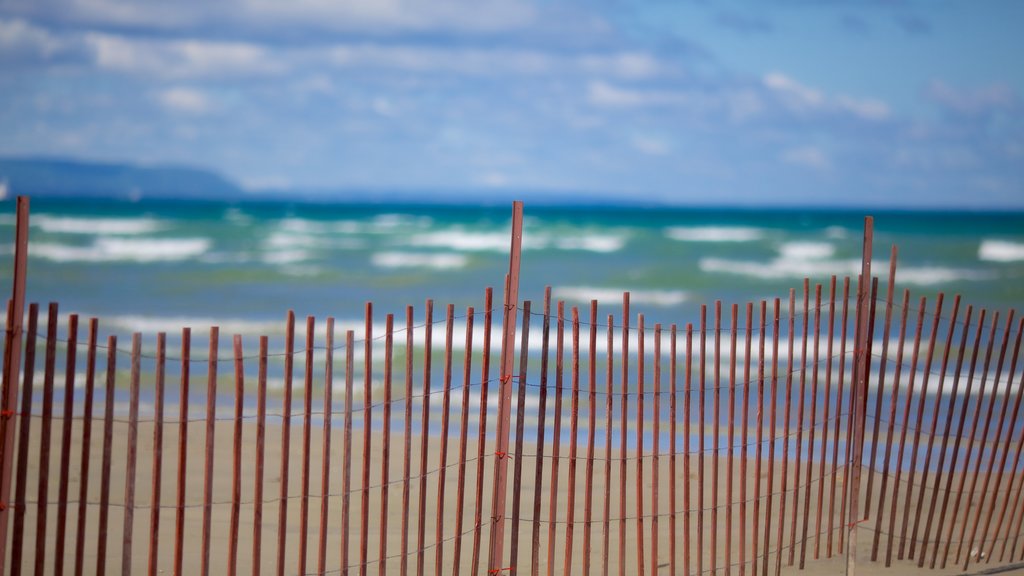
[926,80,1016,115]
[764,72,889,121]
[764,72,823,109]
[0,18,61,57]
[86,33,280,78]
[156,87,211,114]
[630,135,670,156]
[587,80,684,108]
[781,146,831,170]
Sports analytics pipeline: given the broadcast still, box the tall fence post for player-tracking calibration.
[488,201,524,574]
[0,196,30,576]
[847,216,874,576]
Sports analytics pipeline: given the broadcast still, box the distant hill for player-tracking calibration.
[0,157,244,200]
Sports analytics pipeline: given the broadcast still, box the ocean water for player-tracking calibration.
[1,197,1023,466]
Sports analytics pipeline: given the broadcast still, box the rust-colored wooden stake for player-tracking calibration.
[789,281,809,566]
[864,250,898,530]
[928,309,991,569]
[651,322,661,576]
[471,289,493,576]
[360,304,373,576]
[816,277,837,561]
[669,322,678,576]
[740,304,753,576]
[752,301,766,576]
[510,303,531,575]
[775,291,796,576]
[10,304,38,576]
[341,330,355,576]
[200,327,219,576]
[299,316,316,576]
[546,300,565,576]
[435,305,455,575]
[32,304,58,576]
[95,333,116,576]
[603,314,615,576]
[253,336,268,576]
[123,333,142,576]
[835,279,853,556]
[416,300,434,576]
[949,311,1009,568]
[453,308,475,576]
[872,289,910,562]
[401,307,415,576]
[697,305,706,576]
[54,314,79,576]
[726,307,737,576]
[378,315,393,576]
[969,316,1023,568]
[277,311,295,576]
[564,307,582,576]
[148,333,166,576]
[990,320,1024,561]
[883,295,924,565]
[897,295,943,559]
[799,285,823,568]
[0,197,29,576]
[320,318,335,576]
[173,327,191,576]
[907,295,961,560]
[228,335,244,576]
[488,201,524,573]
[74,318,97,576]
[712,303,722,576]
[618,294,629,576]
[684,323,693,576]
[635,313,646,576]
[584,301,599,574]
[761,299,780,576]
[531,288,551,576]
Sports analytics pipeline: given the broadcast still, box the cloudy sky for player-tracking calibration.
[1,0,1022,207]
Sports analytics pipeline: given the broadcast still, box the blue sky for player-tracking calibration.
[1,0,1022,208]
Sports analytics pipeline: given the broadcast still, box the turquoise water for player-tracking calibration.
[1,198,1021,334]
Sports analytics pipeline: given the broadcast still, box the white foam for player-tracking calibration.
[31,237,210,263]
[371,251,469,270]
[979,240,1024,262]
[554,235,626,253]
[699,256,859,280]
[665,226,764,243]
[779,241,835,260]
[409,229,520,252]
[553,286,687,307]
[896,266,990,285]
[33,215,166,235]
[103,314,282,335]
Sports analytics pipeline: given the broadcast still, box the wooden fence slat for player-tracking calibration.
[712,303,721,576]
[752,301,766,576]
[341,330,355,576]
[10,303,38,576]
[684,322,693,576]
[789,281,809,567]
[70,319,97,572]
[602,313,615,576]
[228,335,244,576]
[617,294,628,576]
[972,316,1024,566]
[995,329,1024,561]
[761,298,779,576]
[122,333,142,576]
[816,277,837,561]
[509,302,531,575]
[33,302,59,576]
[529,289,551,576]
[835,278,852,556]
[148,332,166,576]
[401,307,414,576]
[669,322,678,576]
[173,327,191,576]
[726,307,737,576]
[299,316,316,576]
[584,301,598,576]
[360,304,373,576]
[253,336,268,576]
[277,311,295,576]
[650,322,661,576]
[96,333,116,576]
[378,314,392,576]
[435,305,455,575]
[320,318,335,576]
[864,251,898,527]
[697,305,706,576]
[740,304,752,576]
[453,307,475,576]
[563,306,581,576]
[471,289,493,576]
[546,301,565,576]
[416,300,433,576]
[200,327,219,576]
[54,313,78,576]
[634,313,645,576]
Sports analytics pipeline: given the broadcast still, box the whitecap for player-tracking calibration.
[409,230,522,252]
[554,235,626,253]
[262,249,312,265]
[33,215,165,235]
[699,256,859,280]
[979,240,1024,262]
[779,241,835,260]
[31,237,210,263]
[553,286,687,307]
[371,251,469,270]
[665,226,764,243]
